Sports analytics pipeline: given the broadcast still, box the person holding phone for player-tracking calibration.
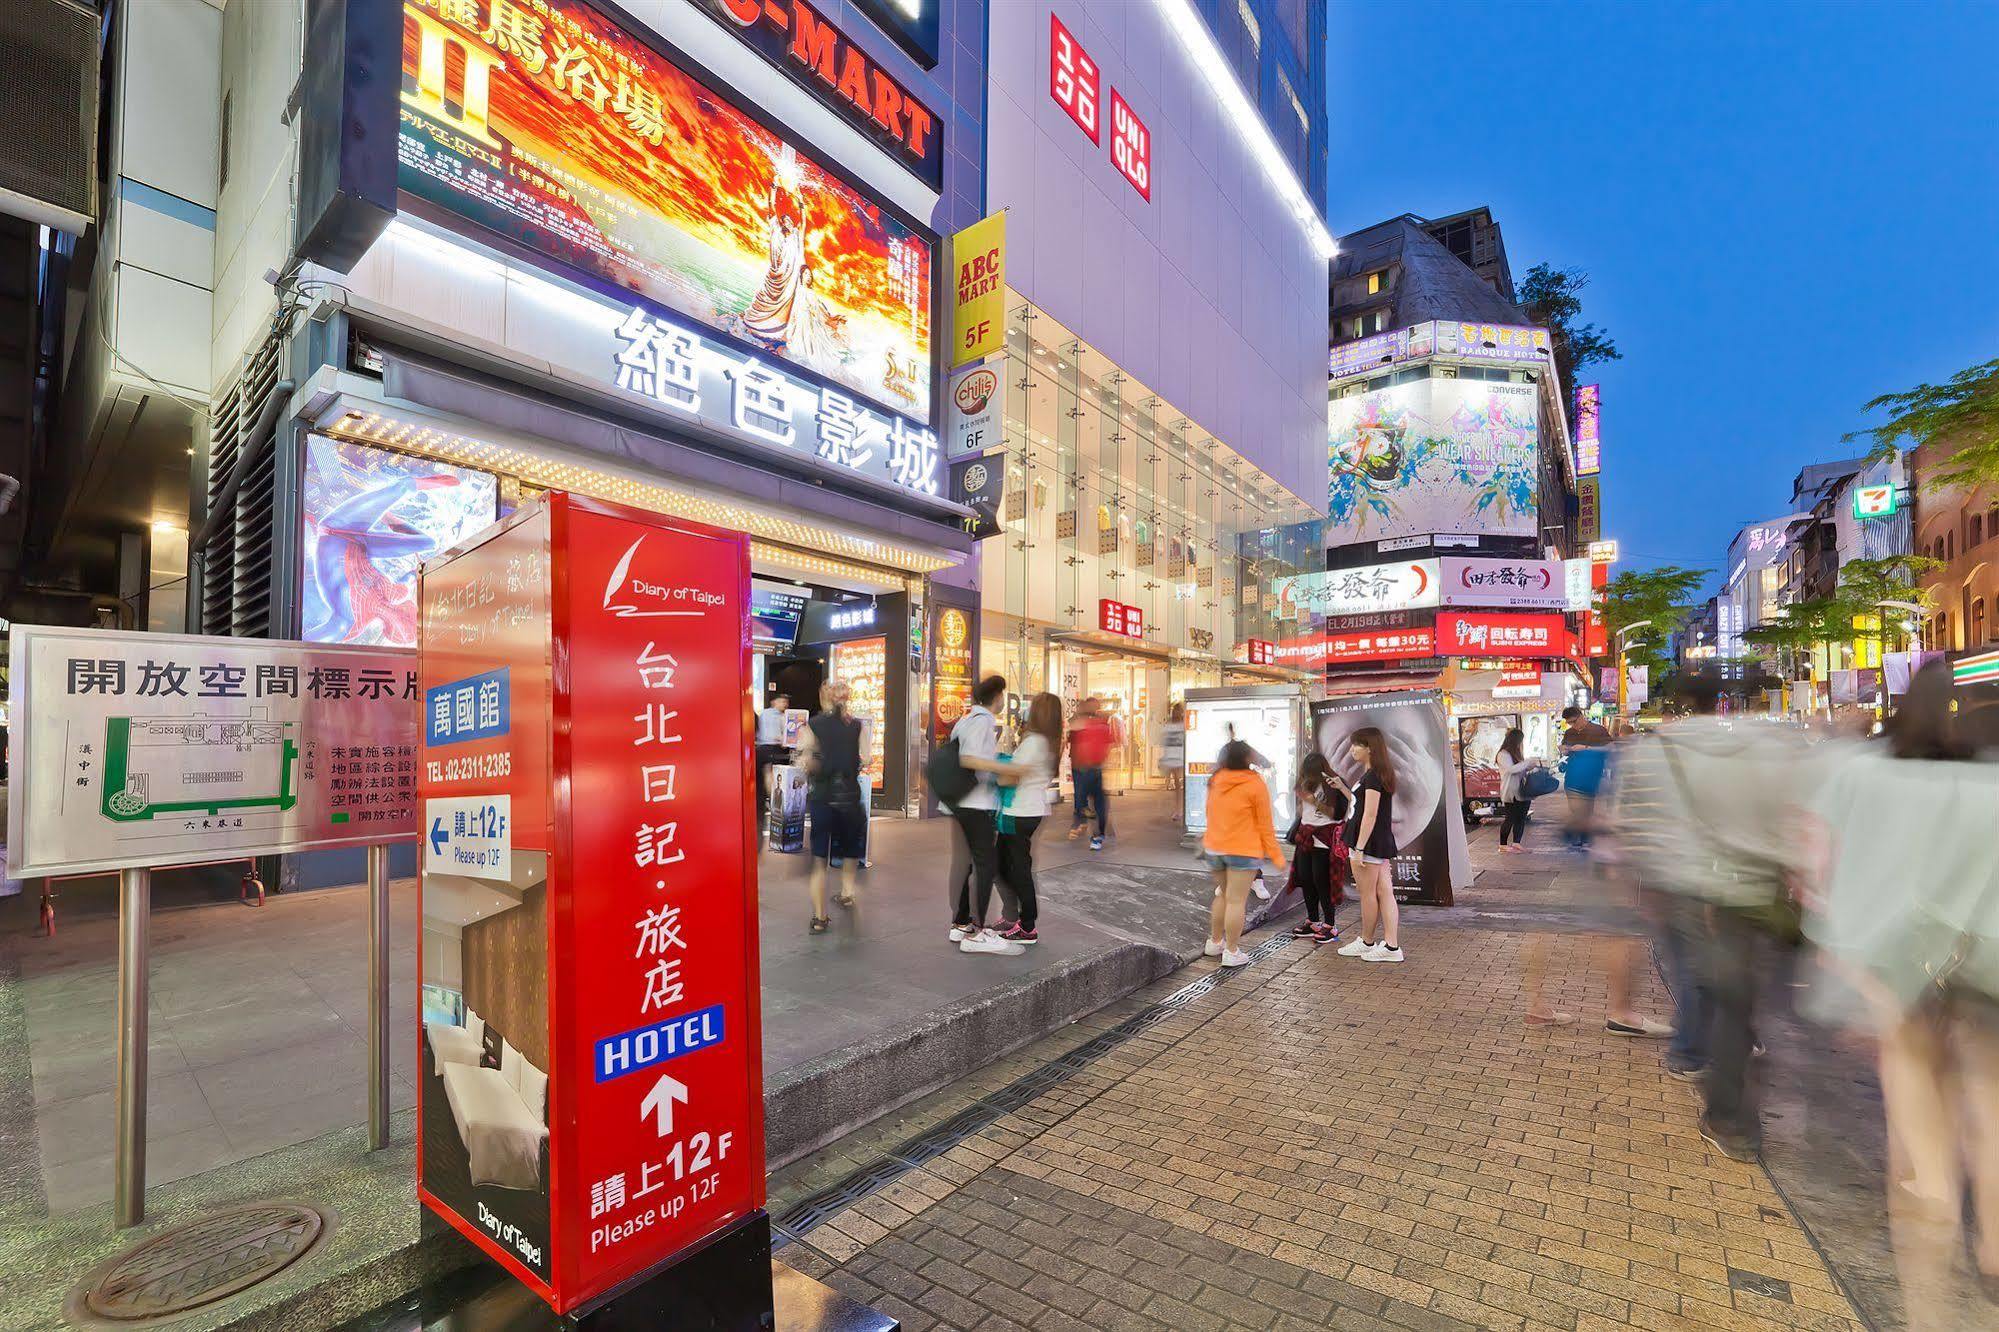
[1337,727,1404,963]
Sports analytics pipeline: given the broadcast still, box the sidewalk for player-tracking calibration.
[758,815,1914,1332]
[0,787,1212,1216]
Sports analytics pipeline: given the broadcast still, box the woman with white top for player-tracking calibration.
[993,692,1061,945]
[1495,727,1537,853]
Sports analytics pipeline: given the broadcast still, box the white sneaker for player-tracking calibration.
[1362,943,1405,963]
[949,925,972,943]
[1221,949,1251,967]
[1335,937,1373,957]
[1203,938,1224,957]
[1251,878,1271,901]
[960,930,1022,955]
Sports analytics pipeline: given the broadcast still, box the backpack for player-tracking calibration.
[927,734,977,808]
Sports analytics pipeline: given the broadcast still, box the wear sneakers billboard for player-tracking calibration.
[1327,378,1539,541]
[397,0,933,421]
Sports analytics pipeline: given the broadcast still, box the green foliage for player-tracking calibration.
[1600,565,1705,672]
[1844,357,1999,490]
[1517,263,1622,427]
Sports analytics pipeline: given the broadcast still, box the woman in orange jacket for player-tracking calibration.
[1202,740,1287,967]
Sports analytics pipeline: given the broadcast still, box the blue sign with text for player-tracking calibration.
[425,667,509,746]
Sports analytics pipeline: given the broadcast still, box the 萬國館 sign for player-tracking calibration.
[6,626,417,878]
[1274,559,1440,619]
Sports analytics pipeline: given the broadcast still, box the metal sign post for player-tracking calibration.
[367,843,392,1151]
[114,867,150,1229]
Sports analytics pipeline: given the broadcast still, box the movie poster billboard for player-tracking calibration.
[397,0,934,421]
[1310,691,1470,905]
[1327,378,1538,542]
[302,436,499,647]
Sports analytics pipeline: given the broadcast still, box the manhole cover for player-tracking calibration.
[73,1202,327,1323]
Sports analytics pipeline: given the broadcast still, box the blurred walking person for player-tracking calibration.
[756,692,793,834]
[1560,705,1612,850]
[1809,662,1999,1323]
[1066,696,1114,850]
[1288,752,1349,944]
[1495,727,1538,852]
[1336,727,1405,963]
[797,684,865,933]
[993,692,1062,946]
[941,675,1021,955]
[1602,672,1809,1160]
[1202,741,1285,967]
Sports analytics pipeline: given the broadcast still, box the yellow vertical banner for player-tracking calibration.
[950,211,1006,367]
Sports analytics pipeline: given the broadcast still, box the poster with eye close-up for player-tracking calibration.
[1311,691,1471,905]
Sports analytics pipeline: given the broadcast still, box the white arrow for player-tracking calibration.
[640,1073,688,1137]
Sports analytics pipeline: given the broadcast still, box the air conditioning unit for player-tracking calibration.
[0,0,101,233]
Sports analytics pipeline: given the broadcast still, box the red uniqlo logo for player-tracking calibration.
[1099,598,1142,638]
[1110,89,1150,200]
[1050,14,1100,144]
[1246,639,1273,666]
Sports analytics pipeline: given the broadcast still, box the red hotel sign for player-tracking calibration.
[418,494,763,1313]
[1099,598,1143,639]
[708,0,942,189]
[1050,13,1101,143]
[1435,611,1566,658]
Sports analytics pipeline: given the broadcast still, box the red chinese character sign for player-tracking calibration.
[1435,612,1566,659]
[1245,639,1274,667]
[417,494,763,1314]
[1099,598,1143,638]
[1050,14,1100,143]
[1109,89,1151,200]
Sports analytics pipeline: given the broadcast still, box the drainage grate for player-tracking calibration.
[73,1202,327,1323]
[773,936,1297,1242]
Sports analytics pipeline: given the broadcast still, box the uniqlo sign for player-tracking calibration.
[1245,638,1274,666]
[1109,88,1151,200]
[1049,14,1100,143]
[1436,612,1565,658]
[418,494,763,1313]
[1099,597,1143,638]
[1325,625,1437,664]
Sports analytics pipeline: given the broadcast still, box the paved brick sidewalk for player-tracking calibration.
[770,897,1865,1330]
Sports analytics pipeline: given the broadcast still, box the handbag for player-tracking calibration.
[1522,768,1560,800]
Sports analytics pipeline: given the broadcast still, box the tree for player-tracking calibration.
[1844,357,1999,490]
[1517,263,1622,428]
[1599,565,1706,673]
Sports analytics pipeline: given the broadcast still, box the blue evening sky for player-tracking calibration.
[1324,0,1999,596]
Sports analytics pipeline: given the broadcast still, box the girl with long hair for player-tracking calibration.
[1495,726,1538,852]
[1202,740,1286,967]
[1337,727,1404,963]
[1289,751,1350,944]
[994,692,1062,944]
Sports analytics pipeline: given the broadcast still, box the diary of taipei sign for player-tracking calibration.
[397,0,935,422]
[417,494,764,1313]
[700,0,944,190]
[5,627,417,879]
[1049,14,1150,201]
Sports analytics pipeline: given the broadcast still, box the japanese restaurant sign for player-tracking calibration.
[698,0,944,190]
[1435,612,1566,659]
[417,494,763,1313]
[397,0,934,422]
[7,626,417,879]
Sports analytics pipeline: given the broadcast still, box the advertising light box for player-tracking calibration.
[397,0,933,422]
[417,493,762,1313]
[1328,378,1539,542]
[1435,611,1566,659]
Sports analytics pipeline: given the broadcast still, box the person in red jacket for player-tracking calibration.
[1066,697,1115,850]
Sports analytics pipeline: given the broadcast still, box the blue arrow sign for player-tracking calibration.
[429,817,448,855]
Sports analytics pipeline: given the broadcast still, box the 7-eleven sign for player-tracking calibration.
[1852,484,1898,520]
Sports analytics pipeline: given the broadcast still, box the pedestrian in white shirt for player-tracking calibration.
[944,676,1015,953]
[755,694,791,822]
[991,692,1061,945]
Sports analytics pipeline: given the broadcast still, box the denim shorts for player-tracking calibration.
[1351,851,1389,866]
[1207,853,1262,872]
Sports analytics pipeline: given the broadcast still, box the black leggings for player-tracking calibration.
[1499,799,1530,845]
[997,816,1041,929]
[1295,839,1334,924]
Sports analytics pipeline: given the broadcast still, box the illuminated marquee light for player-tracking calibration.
[1151,0,1337,259]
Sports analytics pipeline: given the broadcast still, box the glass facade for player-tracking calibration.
[977,297,1317,787]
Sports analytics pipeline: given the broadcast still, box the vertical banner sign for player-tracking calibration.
[418,494,763,1314]
[1575,384,1601,476]
[1577,474,1602,542]
[1109,89,1151,200]
[1049,13,1100,142]
[951,212,1006,367]
[932,603,975,743]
